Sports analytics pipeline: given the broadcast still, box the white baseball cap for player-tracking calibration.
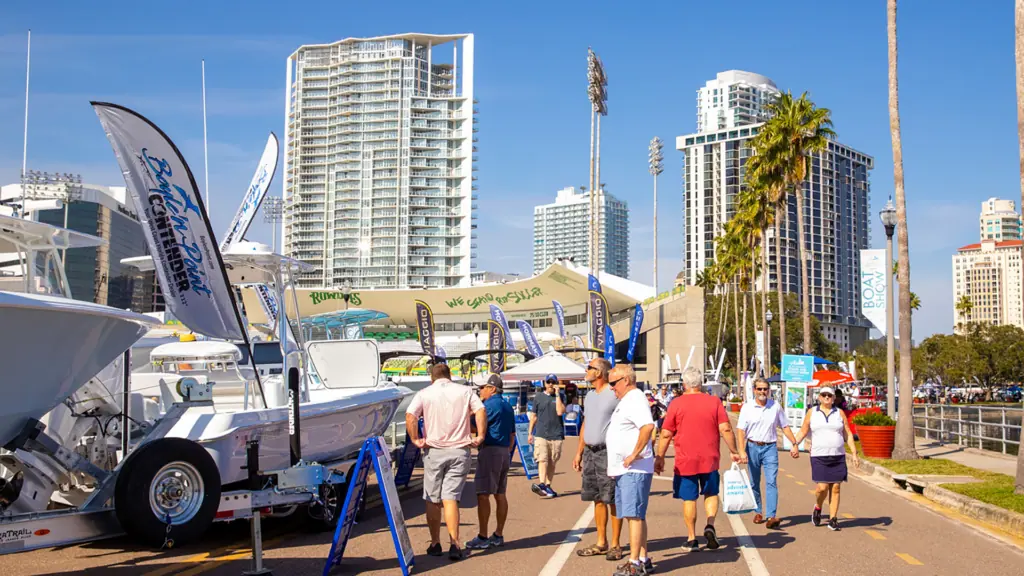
[818,387,835,395]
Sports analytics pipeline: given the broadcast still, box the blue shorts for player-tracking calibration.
[672,470,721,501]
[614,473,653,519]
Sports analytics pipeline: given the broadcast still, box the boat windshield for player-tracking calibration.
[31,249,71,298]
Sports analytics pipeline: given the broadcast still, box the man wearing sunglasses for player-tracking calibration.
[736,377,800,529]
[573,358,625,562]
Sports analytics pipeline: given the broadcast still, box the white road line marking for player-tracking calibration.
[654,475,674,481]
[721,479,770,576]
[538,502,595,576]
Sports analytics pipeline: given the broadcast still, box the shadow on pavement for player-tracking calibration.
[778,514,892,529]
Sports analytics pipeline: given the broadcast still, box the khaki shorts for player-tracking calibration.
[533,437,563,464]
[422,447,472,503]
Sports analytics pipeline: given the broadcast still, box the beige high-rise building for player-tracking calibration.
[979,197,1021,241]
[952,239,1023,330]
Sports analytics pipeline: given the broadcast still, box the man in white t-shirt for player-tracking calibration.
[605,364,656,576]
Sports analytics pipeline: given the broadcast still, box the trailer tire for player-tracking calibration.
[114,438,221,548]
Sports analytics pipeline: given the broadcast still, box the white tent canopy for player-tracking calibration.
[500,350,587,382]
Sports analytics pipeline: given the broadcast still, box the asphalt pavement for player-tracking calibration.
[5,435,1024,575]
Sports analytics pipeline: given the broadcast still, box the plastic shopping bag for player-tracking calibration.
[722,463,757,515]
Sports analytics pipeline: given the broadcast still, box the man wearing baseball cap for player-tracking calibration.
[528,373,566,498]
[466,374,517,550]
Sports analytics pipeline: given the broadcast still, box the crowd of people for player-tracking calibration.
[405,362,858,575]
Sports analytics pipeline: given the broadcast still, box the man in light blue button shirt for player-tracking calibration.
[736,377,800,529]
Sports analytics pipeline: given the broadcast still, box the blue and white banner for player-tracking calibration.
[220,133,279,250]
[489,304,513,347]
[552,300,567,339]
[255,283,279,326]
[626,303,644,363]
[859,249,887,335]
[604,324,616,366]
[92,102,244,341]
[436,346,447,360]
[517,320,543,358]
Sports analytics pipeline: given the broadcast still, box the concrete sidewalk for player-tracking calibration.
[914,437,1018,476]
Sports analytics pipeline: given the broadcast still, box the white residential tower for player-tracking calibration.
[533,186,629,277]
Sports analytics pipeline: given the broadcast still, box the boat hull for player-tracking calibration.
[0,292,155,447]
[164,386,407,485]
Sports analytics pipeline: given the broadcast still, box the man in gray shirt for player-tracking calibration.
[528,374,565,498]
[572,358,626,561]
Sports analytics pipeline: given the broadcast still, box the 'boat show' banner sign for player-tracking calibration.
[220,132,279,250]
[92,102,245,341]
[517,320,544,358]
[859,249,887,335]
[552,300,567,339]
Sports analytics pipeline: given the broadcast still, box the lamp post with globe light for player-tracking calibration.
[880,197,898,418]
[765,309,774,377]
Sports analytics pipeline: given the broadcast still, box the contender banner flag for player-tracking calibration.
[552,300,567,339]
[517,320,544,358]
[626,303,644,363]
[220,133,279,250]
[413,300,436,357]
[489,304,513,348]
[488,319,506,373]
[92,102,244,341]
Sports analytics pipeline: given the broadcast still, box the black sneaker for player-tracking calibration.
[812,507,822,527]
[703,524,720,550]
[426,542,443,556]
[682,539,699,553]
[828,517,841,532]
[644,557,655,573]
[449,544,464,561]
[531,483,547,497]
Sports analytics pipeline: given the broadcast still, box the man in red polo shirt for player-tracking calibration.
[654,367,740,553]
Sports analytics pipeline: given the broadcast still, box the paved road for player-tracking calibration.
[5,436,1024,575]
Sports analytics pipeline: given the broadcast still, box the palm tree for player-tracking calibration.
[888,0,918,461]
[955,295,973,329]
[760,92,835,354]
[696,265,718,361]
[1014,0,1024,493]
[747,135,789,358]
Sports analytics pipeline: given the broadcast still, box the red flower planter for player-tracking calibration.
[857,425,895,459]
[730,403,742,413]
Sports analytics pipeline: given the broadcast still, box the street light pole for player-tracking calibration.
[649,137,664,294]
[586,48,607,276]
[880,197,898,418]
[765,309,774,377]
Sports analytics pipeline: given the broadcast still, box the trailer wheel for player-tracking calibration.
[115,438,221,548]
[307,480,344,531]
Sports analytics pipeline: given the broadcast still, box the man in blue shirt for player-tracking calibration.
[466,374,516,550]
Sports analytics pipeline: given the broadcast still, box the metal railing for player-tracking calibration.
[912,404,1021,456]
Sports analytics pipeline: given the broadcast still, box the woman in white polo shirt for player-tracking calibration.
[793,386,858,531]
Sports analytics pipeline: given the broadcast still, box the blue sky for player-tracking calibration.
[0,0,1018,339]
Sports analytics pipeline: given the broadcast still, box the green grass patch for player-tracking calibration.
[856,448,1024,516]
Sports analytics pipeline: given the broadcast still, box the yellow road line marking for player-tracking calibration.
[808,490,816,495]
[140,535,286,576]
[841,513,854,519]
[896,553,923,565]
[173,536,289,576]
[795,481,806,486]
[785,474,795,479]
[865,530,886,540]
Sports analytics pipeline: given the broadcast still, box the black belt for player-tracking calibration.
[747,440,775,446]
[586,443,606,451]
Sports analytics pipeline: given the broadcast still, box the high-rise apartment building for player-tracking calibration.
[678,71,873,351]
[283,33,477,290]
[533,186,629,277]
[952,239,1023,330]
[980,198,1021,241]
[696,71,779,133]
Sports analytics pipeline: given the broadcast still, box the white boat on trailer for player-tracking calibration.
[0,217,410,553]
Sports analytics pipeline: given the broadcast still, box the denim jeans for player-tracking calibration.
[747,441,779,518]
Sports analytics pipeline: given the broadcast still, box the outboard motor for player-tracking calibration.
[0,470,24,512]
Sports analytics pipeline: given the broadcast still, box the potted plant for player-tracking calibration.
[728,395,743,413]
[852,412,896,459]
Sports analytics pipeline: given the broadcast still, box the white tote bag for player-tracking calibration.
[722,463,758,515]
